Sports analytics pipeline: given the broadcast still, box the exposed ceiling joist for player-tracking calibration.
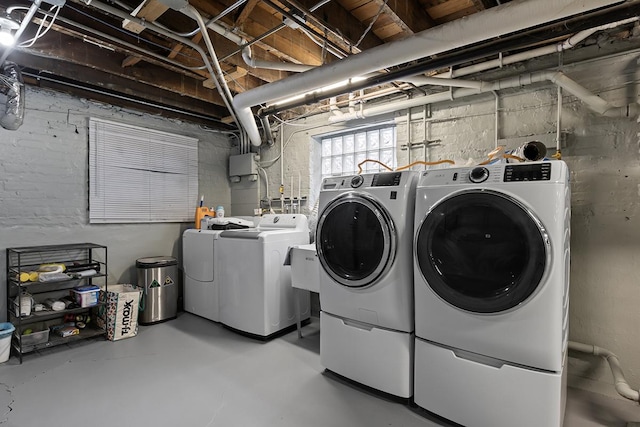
[2,0,636,132]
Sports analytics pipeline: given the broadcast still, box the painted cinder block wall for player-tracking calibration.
[263,50,640,398]
[0,88,233,320]
[0,47,637,399]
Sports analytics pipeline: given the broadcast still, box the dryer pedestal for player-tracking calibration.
[414,338,566,427]
[320,311,413,399]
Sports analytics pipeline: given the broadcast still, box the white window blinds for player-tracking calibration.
[89,117,198,223]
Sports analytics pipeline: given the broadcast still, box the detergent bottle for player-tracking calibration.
[194,196,213,229]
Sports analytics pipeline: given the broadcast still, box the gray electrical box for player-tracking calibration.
[229,153,258,178]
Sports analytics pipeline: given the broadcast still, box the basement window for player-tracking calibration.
[320,125,396,180]
[88,117,199,223]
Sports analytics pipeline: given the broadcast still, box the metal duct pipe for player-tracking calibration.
[260,115,275,146]
[241,47,314,72]
[181,5,239,125]
[233,0,626,146]
[0,62,25,130]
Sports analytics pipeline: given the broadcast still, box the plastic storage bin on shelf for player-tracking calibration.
[72,285,100,307]
[0,323,15,363]
[20,328,49,349]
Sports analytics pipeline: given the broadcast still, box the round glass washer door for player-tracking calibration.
[415,189,549,313]
[316,193,396,288]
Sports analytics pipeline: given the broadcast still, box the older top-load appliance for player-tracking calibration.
[316,171,418,398]
[216,214,310,339]
[412,161,571,427]
[182,217,252,322]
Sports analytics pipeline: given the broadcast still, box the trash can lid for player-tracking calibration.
[0,322,15,338]
[136,256,177,268]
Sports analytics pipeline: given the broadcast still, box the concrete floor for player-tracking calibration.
[0,313,637,427]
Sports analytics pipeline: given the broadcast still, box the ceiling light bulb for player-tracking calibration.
[0,16,19,47]
[0,29,14,47]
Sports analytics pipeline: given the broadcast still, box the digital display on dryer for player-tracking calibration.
[372,172,402,187]
[504,163,551,182]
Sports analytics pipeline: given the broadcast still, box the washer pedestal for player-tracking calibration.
[414,338,566,427]
[321,311,413,399]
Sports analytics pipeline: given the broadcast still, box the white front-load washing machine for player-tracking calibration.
[316,171,418,398]
[413,161,571,427]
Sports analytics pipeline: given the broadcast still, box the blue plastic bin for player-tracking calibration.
[0,322,15,363]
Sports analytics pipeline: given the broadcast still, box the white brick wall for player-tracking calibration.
[271,50,640,398]
[3,48,638,397]
[0,87,233,319]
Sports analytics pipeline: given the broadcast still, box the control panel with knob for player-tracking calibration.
[469,166,490,183]
[350,175,364,188]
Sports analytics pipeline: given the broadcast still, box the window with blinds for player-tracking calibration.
[88,117,199,223]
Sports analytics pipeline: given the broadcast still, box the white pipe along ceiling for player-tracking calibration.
[327,70,640,124]
[327,17,640,123]
[231,0,627,147]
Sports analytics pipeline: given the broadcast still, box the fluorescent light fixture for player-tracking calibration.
[269,76,368,107]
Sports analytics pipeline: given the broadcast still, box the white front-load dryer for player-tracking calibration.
[412,161,571,427]
[316,171,418,398]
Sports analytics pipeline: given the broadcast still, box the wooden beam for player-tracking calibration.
[203,66,248,89]
[386,0,436,33]
[369,0,415,38]
[422,0,475,21]
[123,0,170,34]
[122,31,204,69]
[235,0,261,28]
[278,0,383,52]
[10,52,231,124]
[340,0,435,41]
[21,31,225,106]
[224,66,249,83]
[190,0,325,65]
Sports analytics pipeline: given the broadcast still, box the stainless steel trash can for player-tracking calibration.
[136,256,178,325]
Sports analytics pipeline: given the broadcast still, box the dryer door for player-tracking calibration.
[316,193,396,288]
[415,189,549,313]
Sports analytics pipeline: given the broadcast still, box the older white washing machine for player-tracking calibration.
[316,171,418,398]
[413,161,571,427]
[217,214,310,339]
[182,217,253,322]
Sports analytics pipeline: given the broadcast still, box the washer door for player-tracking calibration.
[316,193,396,288]
[415,190,548,313]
